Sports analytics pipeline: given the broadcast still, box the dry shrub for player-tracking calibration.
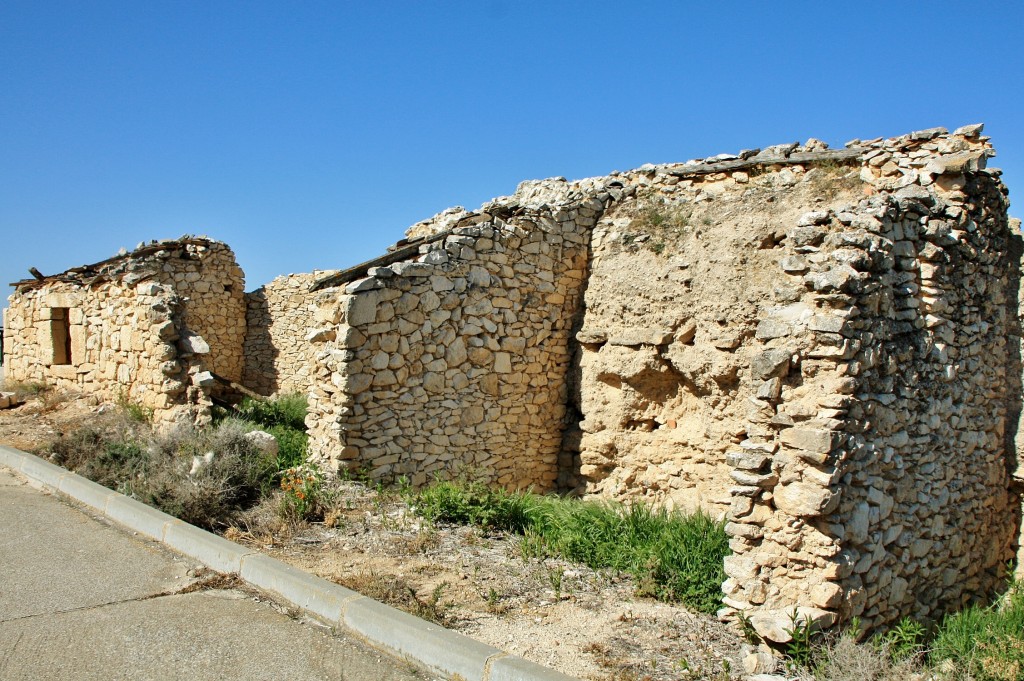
[339,572,451,624]
[42,417,276,530]
[42,410,147,475]
[800,635,924,681]
[131,420,276,528]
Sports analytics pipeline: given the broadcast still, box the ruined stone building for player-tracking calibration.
[3,239,246,426]
[4,124,1021,640]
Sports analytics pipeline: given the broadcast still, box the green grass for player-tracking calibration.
[929,578,1024,680]
[410,479,729,613]
[235,393,308,431]
[790,578,1024,681]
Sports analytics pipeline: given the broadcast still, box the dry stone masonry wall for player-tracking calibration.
[242,271,337,397]
[304,184,609,487]
[3,238,245,426]
[718,125,1020,640]
[299,123,1019,638]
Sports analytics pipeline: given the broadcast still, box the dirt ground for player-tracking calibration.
[0,392,761,681]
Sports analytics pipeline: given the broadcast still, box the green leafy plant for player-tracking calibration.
[116,391,154,423]
[929,578,1024,680]
[784,609,817,671]
[231,394,309,472]
[877,616,926,661]
[235,394,308,431]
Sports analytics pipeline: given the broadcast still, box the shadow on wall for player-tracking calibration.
[1009,234,1024,580]
[242,288,281,397]
[557,228,594,494]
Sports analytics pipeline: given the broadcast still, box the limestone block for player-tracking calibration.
[243,430,280,458]
[180,331,211,355]
[755,320,791,340]
[494,352,512,373]
[345,291,381,327]
[779,428,840,455]
[608,329,673,347]
[154,320,178,340]
[749,607,836,644]
[345,277,383,293]
[774,482,841,517]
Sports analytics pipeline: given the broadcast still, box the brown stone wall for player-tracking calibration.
[722,126,1020,640]
[166,242,247,382]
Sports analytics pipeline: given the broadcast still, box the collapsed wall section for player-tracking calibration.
[2,238,245,426]
[242,271,337,397]
[721,126,1020,639]
[305,189,611,487]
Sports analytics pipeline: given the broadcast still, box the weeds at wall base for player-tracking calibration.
[36,393,313,530]
[776,576,1024,681]
[408,477,729,614]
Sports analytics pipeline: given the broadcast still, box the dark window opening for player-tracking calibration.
[50,308,72,365]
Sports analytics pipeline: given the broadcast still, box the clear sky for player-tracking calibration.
[2,1,1022,307]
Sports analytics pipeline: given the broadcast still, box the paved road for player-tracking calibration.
[0,466,434,681]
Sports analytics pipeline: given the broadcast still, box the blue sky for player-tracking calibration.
[2,1,1022,303]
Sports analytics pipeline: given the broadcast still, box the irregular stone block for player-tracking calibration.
[730,470,778,487]
[576,329,607,344]
[751,348,791,380]
[726,450,770,471]
[774,481,841,517]
[755,319,791,340]
[344,277,383,294]
[749,607,837,643]
[779,428,839,454]
[780,256,809,273]
[608,329,673,346]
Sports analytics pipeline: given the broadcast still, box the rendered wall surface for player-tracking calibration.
[565,159,864,518]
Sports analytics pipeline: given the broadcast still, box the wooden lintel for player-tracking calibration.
[667,148,862,178]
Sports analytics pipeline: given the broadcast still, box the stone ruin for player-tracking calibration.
[3,124,1021,640]
[2,238,246,426]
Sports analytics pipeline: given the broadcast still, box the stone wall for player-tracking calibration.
[2,238,245,426]
[719,126,1020,639]
[304,184,611,487]
[242,271,337,397]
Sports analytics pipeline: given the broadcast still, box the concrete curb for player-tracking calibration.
[0,445,578,681]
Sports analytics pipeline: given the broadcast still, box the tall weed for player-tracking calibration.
[41,418,276,529]
[235,394,308,431]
